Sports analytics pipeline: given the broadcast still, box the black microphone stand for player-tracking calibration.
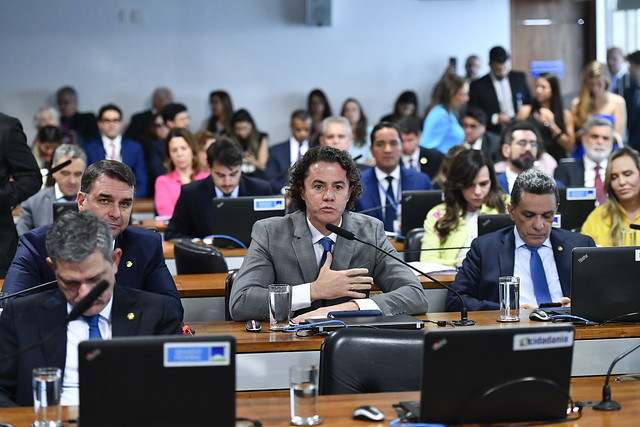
[593,341,640,411]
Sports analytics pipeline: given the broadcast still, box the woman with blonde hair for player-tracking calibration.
[582,147,640,246]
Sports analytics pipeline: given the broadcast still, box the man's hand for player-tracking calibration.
[293,301,359,323]
[558,297,571,307]
[310,252,373,301]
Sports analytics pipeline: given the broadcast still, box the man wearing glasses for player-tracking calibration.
[496,120,545,194]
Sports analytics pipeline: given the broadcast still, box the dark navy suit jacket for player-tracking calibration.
[83,137,148,198]
[554,158,586,187]
[164,175,274,240]
[355,166,432,226]
[265,140,292,193]
[3,226,182,319]
[0,286,182,406]
[446,227,595,311]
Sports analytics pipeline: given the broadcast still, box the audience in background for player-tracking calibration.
[32,126,62,171]
[421,149,507,266]
[56,86,100,144]
[380,90,419,123]
[625,51,640,151]
[341,98,374,166]
[607,47,631,96]
[464,55,481,83]
[154,128,209,217]
[495,121,544,194]
[195,130,217,173]
[148,103,190,185]
[124,87,174,143]
[230,109,269,177]
[33,107,80,146]
[397,116,444,180]
[516,72,575,161]
[319,116,353,152]
[307,89,333,144]
[432,144,468,190]
[461,107,499,162]
[204,90,234,136]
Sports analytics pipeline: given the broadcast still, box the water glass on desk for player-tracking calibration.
[290,365,322,426]
[269,284,291,331]
[498,276,520,322]
[32,367,62,427]
[620,228,637,246]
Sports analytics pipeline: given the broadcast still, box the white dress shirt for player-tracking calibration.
[101,134,122,161]
[490,73,515,123]
[289,137,310,166]
[582,156,607,187]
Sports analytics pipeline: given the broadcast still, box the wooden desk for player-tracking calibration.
[132,197,155,213]
[0,377,638,426]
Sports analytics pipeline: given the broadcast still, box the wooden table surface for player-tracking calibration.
[0,377,637,426]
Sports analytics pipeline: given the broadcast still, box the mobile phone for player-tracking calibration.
[328,309,383,318]
[539,302,562,308]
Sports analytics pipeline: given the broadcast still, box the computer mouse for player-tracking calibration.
[529,308,551,322]
[352,405,385,421]
[245,319,262,332]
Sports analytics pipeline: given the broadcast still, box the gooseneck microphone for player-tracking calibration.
[592,341,640,411]
[0,279,58,301]
[47,159,72,175]
[326,223,475,326]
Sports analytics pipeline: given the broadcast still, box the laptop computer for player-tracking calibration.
[401,324,574,425]
[303,314,424,332]
[79,335,236,427]
[211,196,285,248]
[477,213,514,236]
[557,187,597,231]
[52,201,78,221]
[400,190,444,237]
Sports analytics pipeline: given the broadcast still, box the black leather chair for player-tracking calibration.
[404,228,425,262]
[319,328,425,395]
[173,239,228,275]
[224,269,238,321]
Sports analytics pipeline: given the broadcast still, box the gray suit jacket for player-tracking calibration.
[16,186,56,236]
[229,210,428,320]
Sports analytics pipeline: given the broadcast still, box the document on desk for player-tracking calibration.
[407,261,457,275]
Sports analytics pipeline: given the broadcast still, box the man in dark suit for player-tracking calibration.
[469,46,532,135]
[124,87,174,143]
[0,113,42,278]
[83,104,148,198]
[265,109,313,193]
[3,160,183,319]
[446,169,595,312]
[165,137,273,240]
[56,86,100,144]
[397,116,444,180]
[355,122,432,232]
[0,211,182,407]
[625,51,640,151]
[461,107,500,162]
[496,121,542,194]
[608,47,631,96]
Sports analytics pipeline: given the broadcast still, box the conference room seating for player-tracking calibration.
[173,239,228,275]
[319,328,425,395]
[404,227,425,262]
[224,269,238,321]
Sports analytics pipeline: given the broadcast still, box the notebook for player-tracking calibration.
[211,196,285,248]
[401,324,574,425]
[79,335,236,427]
[52,201,78,221]
[303,314,424,332]
[400,190,444,236]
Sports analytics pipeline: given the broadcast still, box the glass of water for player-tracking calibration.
[268,284,291,331]
[32,367,62,427]
[290,365,322,425]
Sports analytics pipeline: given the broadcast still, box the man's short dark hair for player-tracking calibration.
[370,121,402,144]
[396,116,422,135]
[287,146,362,212]
[501,120,542,146]
[161,103,188,124]
[80,160,136,194]
[98,104,122,121]
[206,137,243,168]
[37,126,63,144]
[489,46,509,63]
[627,50,640,66]
[291,109,311,123]
[464,106,488,126]
[56,86,77,100]
[46,211,113,267]
[510,169,559,209]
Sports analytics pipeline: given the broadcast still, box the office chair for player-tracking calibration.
[173,239,228,275]
[224,269,238,321]
[404,227,425,262]
[319,328,425,395]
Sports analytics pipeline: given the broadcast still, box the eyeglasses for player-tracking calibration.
[100,118,121,124]
[514,139,539,148]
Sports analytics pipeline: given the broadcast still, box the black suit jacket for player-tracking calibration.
[469,71,532,134]
[625,84,640,151]
[124,109,153,142]
[418,147,444,180]
[0,113,41,277]
[554,158,586,187]
[63,112,99,144]
[165,175,274,240]
[265,140,291,193]
[0,286,182,407]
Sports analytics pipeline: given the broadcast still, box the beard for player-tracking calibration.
[511,154,535,171]
[584,145,612,164]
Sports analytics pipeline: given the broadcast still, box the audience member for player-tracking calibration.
[33,107,80,146]
[380,90,419,123]
[419,72,467,154]
[265,110,313,194]
[0,211,182,407]
[32,125,62,171]
[0,113,41,278]
[154,128,209,217]
[582,147,640,246]
[607,47,631,96]
[421,149,507,266]
[84,104,148,198]
[446,169,595,311]
[229,146,429,321]
[3,160,183,319]
[318,116,353,152]
[516,72,575,161]
[56,86,100,144]
[432,144,468,189]
[625,51,640,151]
[165,138,273,241]
[148,103,191,185]
[496,121,547,194]
[229,109,269,177]
[397,116,444,180]
[554,117,614,201]
[461,107,499,161]
[16,144,86,235]
[203,90,234,136]
[464,54,481,83]
[355,122,432,232]
[195,130,216,173]
[124,87,174,143]
[469,46,532,135]
[307,89,333,144]
[341,98,374,166]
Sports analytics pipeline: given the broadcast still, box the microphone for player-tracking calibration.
[47,159,72,175]
[0,279,58,301]
[629,224,640,231]
[591,341,640,411]
[326,223,475,326]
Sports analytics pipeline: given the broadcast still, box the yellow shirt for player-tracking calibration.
[581,203,640,246]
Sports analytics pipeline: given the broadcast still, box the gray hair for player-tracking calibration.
[52,144,87,167]
[33,107,60,129]
[583,117,614,134]
[46,211,113,267]
[510,169,559,208]
[321,116,352,138]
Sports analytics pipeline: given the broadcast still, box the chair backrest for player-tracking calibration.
[173,239,228,275]
[319,328,425,395]
[224,269,238,321]
[404,227,425,262]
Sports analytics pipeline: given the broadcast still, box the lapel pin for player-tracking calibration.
[420,157,428,165]
[127,313,135,320]
[126,261,133,268]
[557,246,563,251]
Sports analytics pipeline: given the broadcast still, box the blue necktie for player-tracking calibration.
[319,237,333,267]
[383,176,396,232]
[525,245,552,305]
[82,315,102,339]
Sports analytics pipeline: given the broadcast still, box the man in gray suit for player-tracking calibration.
[16,144,86,235]
[229,146,428,322]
